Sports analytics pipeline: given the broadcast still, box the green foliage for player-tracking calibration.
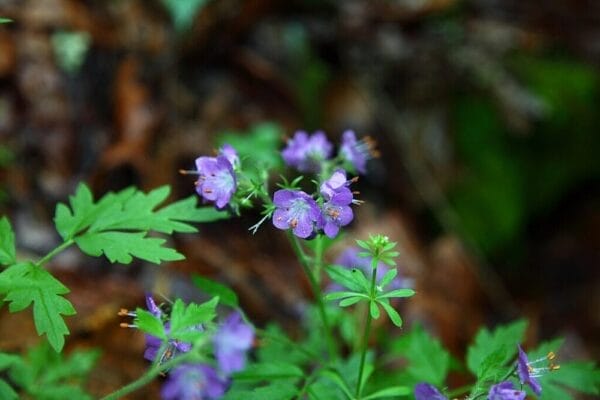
[390,324,450,387]
[528,338,600,399]
[539,362,600,399]
[51,31,91,74]
[136,297,218,346]
[0,263,75,352]
[224,381,299,400]
[451,97,524,254]
[324,263,414,327]
[466,319,527,376]
[55,183,228,264]
[0,216,16,265]
[0,342,98,399]
[192,275,239,308]
[0,18,12,24]
[161,0,209,32]
[169,297,218,343]
[218,122,284,171]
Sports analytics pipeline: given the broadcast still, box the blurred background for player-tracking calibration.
[0,0,598,398]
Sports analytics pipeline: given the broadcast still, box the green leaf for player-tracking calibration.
[369,301,380,319]
[55,183,220,264]
[378,299,403,327]
[324,291,366,301]
[218,122,284,170]
[0,263,75,352]
[0,217,16,265]
[377,288,415,300]
[378,268,397,289]
[224,381,299,400]
[325,265,363,292]
[362,386,411,400]
[466,319,527,376]
[169,297,218,342]
[75,231,184,264]
[339,296,364,307]
[134,309,166,340]
[1,342,97,399]
[0,379,17,400]
[192,275,238,308]
[0,18,13,24]
[389,324,450,387]
[0,353,21,370]
[539,361,600,398]
[233,362,304,381]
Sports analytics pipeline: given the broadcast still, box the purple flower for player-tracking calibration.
[328,247,410,292]
[488,381,526,400]
[339,130,376,174]
[282,130,333,172]
[272,189,324,238]
[414,383,447,400]
[219,144,239,167]
[517,345,542,396]
[161,364,227,400]
[195,155,236,209]
[214,312,254,374]
[320,170,354,238]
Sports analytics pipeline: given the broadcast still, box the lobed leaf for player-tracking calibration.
[75,231,184,264]
[466,319,527,376]
[169,297,218,342]
[0,263,75,352]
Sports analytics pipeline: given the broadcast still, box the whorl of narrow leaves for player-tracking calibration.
[54,183,229,264]
[0,263,75,352]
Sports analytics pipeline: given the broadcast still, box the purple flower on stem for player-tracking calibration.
[414,383,447,400]
[339,130,377,174]
[320,170,354,238]
[214,312,254,374]
[161,364,227,400]
[272,189,324,238]
[195,147,237,209]
[282,130,333,172]
[517,345,543,396]
[488,381,526,400]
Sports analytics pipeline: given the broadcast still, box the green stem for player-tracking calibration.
[355,257,379,399]
[447,384,473,398]
[35,239,75,267]
[313,234,324,285]
[287,232,337,361]
[100,351,197,400]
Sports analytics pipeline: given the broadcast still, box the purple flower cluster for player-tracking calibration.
[194,144,238,209]
[281,130,333,172]
[281,129,376,174]
[272,170,356,239]
[137,295,254,400]
[488,381,526,400]
[414,382,526,400]
[143,295,193,363]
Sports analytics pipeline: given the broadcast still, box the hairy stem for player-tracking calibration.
[288,232,337,361]
[356,257,379,399]
[35,238,75,267]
